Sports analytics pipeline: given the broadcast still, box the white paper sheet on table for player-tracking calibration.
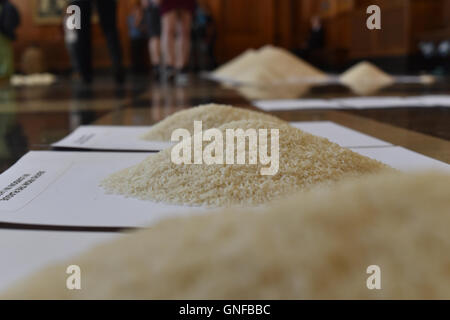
[0,151,203,228]
[52,126,173,151]
[52,121,392,151]
[333,97,420,109]
[418,95,450,107]
[0,229,119,294]
[254,95,450,111]
[254,99,341,111]
[0,145,448,228]
[291,121,391,148]
[350,146,450,172]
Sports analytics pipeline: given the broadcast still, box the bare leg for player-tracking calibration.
[162,11,177,68]
[177,10,193,70]
[149,37,161,66]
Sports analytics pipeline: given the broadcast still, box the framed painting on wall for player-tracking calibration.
[33,0,68,24]
[33,0,98,25]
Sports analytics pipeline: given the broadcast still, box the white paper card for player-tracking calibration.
[334,97,419,109]
[291,121,392,148]
[254,99,341,111]
[0,229,119,294]
[52,125,173,151]
[0,151,203,228]
[253,95,450,111]
[350,147,450,172]
[52,121,391,151]
[418,95,450,107]
[0,146,448,228]
[0,162,70,212]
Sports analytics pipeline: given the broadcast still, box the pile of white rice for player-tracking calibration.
[140,104,286,141]
[212,45,327,86]
[102,119,387,206]
[212,49,258,80]
[5,171,450,299]
[340,61,394,95]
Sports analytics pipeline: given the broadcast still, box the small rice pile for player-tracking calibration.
[254,45,327,82]
[213,45,327,86]
[340,61,394,95]
[140,104,286,141]
[102,119,387,206]
[5,171,450,299]
[212,49,258,80]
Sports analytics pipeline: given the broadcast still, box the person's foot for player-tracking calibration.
[164,66,176,83]
[151,65,161,81]
[176,66,190,85]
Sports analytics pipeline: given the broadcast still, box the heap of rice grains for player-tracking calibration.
[339,61,395,95]
[140,104,286,141]
[102,109,388,206]
[8,171,450,299]
[212,45,327,85]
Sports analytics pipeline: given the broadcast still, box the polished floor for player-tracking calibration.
[0,74,449,173]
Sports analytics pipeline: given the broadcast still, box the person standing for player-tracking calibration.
[159,0,196,82]
[128,0,147,74]
[192,1,216,71]
[0,0,20,83]
[69,0,125,85]
[142,0,162,80]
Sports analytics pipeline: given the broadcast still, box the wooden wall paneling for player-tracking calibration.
[349,0,448,59]
[336,0,355,13]
[291,0,319,49]
[11,0,448,70]
[375,2,410,56]
[11,0,134,72]
[408,0,446,51]
[445,0,450,28]
[325,12,351,50]
[291,0,307,48]
[349,6,374,58]
[11,0,68,71]
[210,0,276,62]
[274,0,294,48]
[349,0,411,59]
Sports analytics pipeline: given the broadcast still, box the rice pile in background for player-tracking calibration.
[212,45,327,86]
[103,119,388,206]
[6,171,450,299]
[212,49,258,81]
[340,61,395,95]
[213,47,397,97]
[254,45,326,83]
[141,104,286,141]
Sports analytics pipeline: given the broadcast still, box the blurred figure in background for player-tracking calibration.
[142,0,162,80]
[64,9,80,79]
[306,16,325,52]
[192,0,216,72]
[127,0,147,75]
[0,0,20,83]
[296,15,325,66]
[69,0,125,85]
[159,0,196,82]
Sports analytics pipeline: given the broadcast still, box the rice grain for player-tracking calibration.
[5,171,450,299]
[104,119,388,206]
[141,104,286,141]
